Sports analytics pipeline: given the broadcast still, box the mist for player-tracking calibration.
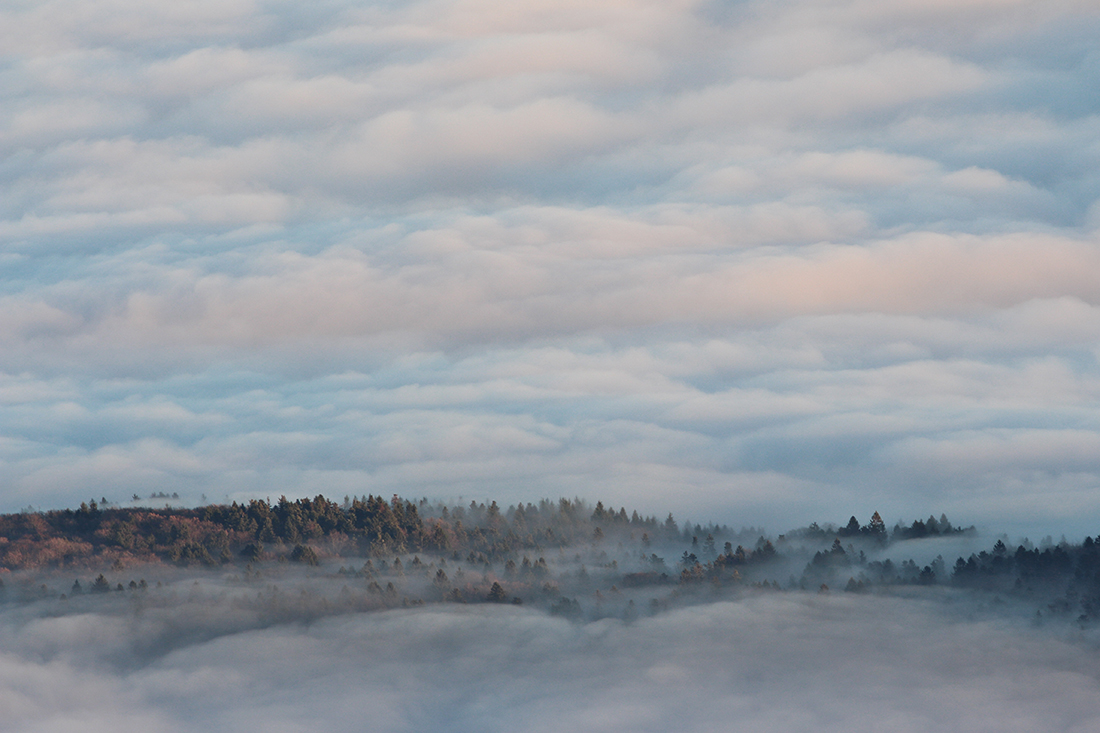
[4,0,1100,726]
[4,499,1100,732]
[4,584,1100,732]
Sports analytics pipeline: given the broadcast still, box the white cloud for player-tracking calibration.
[5,592,1100,732]
[1,0,1099,532]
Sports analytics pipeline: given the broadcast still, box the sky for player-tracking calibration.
[2,0,1100,537]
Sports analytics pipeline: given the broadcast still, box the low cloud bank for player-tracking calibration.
[3,590,1100,732]
[3,498,1099,732]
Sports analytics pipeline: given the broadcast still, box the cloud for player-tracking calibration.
[2,0,1100,533]
[4,227,1095,362]
[4,590,1100,732]
[6,8,1100,727]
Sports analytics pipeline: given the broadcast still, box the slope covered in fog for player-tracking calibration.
[2,495,1099,625]
[4,496,1100,731]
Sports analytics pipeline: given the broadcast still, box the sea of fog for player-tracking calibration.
[3,577,1100,733]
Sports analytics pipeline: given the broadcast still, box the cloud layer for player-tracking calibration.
[4,589,1100,732]
[2,0,1100,534]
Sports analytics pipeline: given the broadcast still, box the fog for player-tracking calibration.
[4,0,1100,720]
[3,581,1100,732]
[4,509,1100,733]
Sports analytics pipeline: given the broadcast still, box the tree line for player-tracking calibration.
[3,496,1098,626]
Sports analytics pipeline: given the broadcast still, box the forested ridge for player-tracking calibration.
[0,495,669,568]
[0,495,960,570]
[2,496,1099,625]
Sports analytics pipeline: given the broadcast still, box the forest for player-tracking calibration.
[0,494,1097,627]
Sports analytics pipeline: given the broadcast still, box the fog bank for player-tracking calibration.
[3,589,1100,732]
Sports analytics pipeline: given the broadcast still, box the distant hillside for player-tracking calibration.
[2,496,1098,625]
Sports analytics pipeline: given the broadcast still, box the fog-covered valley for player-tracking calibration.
[4,0,1099,727]
[3,497,1100,731]
[4,587,1100,732]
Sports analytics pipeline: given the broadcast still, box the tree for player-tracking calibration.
[841,516,861,537]
[433,569,450,588]
[241,542,263,561]
[866,511,887,542]
[487,582,507,603]
[550,596,581,618]
[258,516,277,544]
[291,544,319,566]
